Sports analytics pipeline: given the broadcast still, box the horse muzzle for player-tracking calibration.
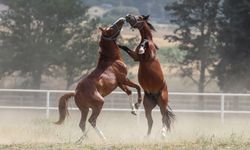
[125,14,135,23]
[138,46,145,54]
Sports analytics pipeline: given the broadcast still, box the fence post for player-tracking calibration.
[111,95,114,109]
[46,91,50,119]
[220,94,225,124]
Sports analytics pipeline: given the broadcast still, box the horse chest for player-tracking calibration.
[138,61,164,92]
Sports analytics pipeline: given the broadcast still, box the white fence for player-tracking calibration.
[0,89,250,123]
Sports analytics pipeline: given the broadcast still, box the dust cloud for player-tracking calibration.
[1,109,250,144]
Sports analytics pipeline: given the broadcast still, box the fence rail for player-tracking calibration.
[0,89,250,123]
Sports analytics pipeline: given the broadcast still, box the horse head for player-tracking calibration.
[125,14,158,57]
[98,17,125,59]
[99,17,125,41]
[125,14,155,31]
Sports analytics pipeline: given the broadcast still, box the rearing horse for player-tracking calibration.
[55,18,142,142]
[119,14,175,138]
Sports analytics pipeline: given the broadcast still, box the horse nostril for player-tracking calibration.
[125,17,130,22]
[125,14,131,20]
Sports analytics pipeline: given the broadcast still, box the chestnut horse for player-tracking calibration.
[119,14,175,138]
[55,18,141,142]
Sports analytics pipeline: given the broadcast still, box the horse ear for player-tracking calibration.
[99,27,104,32]
[142,15,150,20]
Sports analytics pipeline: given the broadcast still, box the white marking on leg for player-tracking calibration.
[75,128,89,144]
[94,126,107,141]
[129,95,136,115]
[161,125,167,138]
[135,102,141,109]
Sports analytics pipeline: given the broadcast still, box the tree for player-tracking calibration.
[0,0,97,89]
[61,18,99,89]
[214,0,250,92]
[165,0,220,93]
[118,35,140,67]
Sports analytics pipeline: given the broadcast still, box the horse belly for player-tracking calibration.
[96,71,118,97]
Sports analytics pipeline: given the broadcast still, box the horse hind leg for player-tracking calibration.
[158,87,175,138]
[88,108,107,141]
[75,107,89,144]
[159,106,175,139]
[121,79,142,109]
[88,99,107,141]
[159,106,168,138]
[143,94,157,136]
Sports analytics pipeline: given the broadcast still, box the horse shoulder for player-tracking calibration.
[113,60,128,73]
[148,41,158,51]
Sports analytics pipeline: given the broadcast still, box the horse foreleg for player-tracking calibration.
[121,79,142,109]
[129,94,137,115]
[119,84,136,115]
[118,45,139,61]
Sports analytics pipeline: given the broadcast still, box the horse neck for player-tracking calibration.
[97,39,121,66]
[138,24,156,60]
[139,24,153,42]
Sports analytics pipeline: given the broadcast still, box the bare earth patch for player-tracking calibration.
[1,109,250,149]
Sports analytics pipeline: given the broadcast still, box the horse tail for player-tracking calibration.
[166,105,175,131]
[54,92,75,125]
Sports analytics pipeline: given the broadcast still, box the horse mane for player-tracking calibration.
[154,43,159,50]
[146,21,156,31]
[145,19,159,50]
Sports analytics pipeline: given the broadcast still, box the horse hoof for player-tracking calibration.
[75,139,83,144]
[161,133,166,140]
[161,128,167,139]
[144,135,151,140]
[131,111,137,116]
[75,134,87,144]
[135,103,140,109]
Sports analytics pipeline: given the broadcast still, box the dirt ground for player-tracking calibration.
[1,109,250,145]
